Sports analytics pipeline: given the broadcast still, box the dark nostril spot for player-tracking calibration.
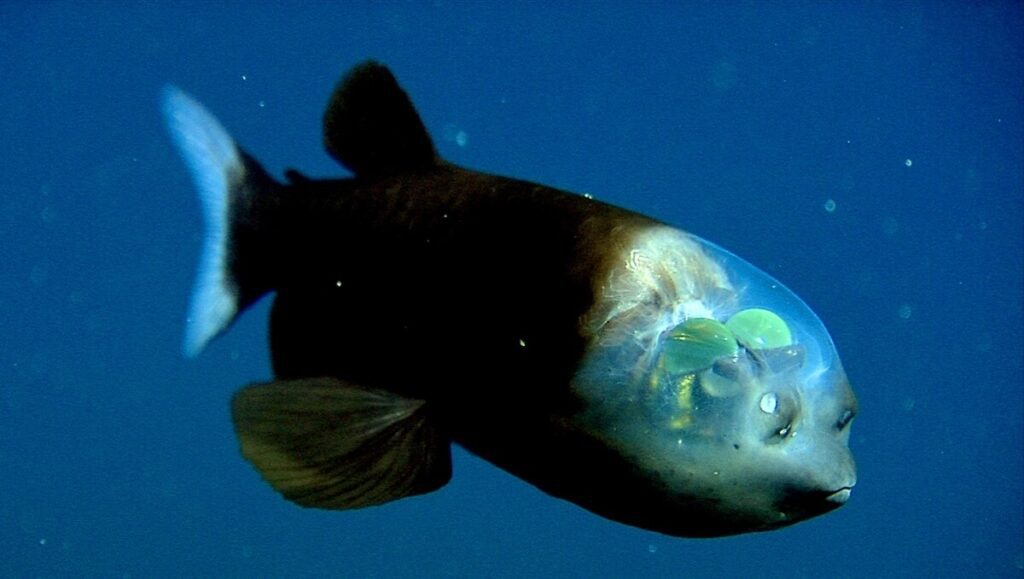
[836,409,855,430]
[712,358,740,381]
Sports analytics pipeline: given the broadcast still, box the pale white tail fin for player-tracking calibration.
[163,86,242,358]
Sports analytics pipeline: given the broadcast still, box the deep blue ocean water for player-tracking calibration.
[1,3,1021,577]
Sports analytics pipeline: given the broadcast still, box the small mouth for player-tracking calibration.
[778,484,855,519]
[826,487,853,504]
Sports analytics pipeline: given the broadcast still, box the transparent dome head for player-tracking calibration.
[566,224,856,536]
[572,224,852,471]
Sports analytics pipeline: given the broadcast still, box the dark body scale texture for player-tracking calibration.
[165,63,858,539]
[237,160,700,528]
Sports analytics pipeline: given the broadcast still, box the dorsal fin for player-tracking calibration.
[323,61,437,178]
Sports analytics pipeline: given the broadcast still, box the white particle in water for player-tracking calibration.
[442,124,469,148]
[899,304,912,319]
[905,159,913,167]
[824,199,837,213]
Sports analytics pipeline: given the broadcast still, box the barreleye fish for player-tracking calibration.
[163,61,857,538]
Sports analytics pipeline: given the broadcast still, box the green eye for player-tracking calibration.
[726,308,792,350]
[661,318,738,375]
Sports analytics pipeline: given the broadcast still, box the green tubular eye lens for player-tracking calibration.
[659,309,794,376]
[661,318,738,375]
[655,309,796,413]
[725,308,792,350]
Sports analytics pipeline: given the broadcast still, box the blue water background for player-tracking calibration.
[1,3,1021,577]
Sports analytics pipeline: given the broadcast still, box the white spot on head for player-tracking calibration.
[681,301,715,320]
[760,393,778,414]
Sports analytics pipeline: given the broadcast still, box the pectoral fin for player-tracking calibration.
[231,377,451,509]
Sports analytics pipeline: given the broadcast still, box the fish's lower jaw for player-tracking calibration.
[826,487,853,504]
[773,485,852,525]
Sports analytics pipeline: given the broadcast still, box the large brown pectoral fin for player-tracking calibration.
[231,377,451,509]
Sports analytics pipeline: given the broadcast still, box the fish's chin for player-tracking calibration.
[774,484,854,523]
[826,486,853,504]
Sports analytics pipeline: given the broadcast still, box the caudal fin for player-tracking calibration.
[163,86,275,357]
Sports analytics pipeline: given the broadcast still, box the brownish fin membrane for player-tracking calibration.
[231,377,451,509]
[322,60,437,178]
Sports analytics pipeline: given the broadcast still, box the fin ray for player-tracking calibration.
[231,378,452,510]
[163,86,242,357]
[164,86,279,357]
